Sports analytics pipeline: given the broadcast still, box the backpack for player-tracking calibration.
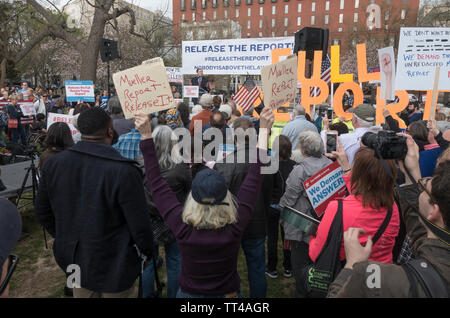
[402,258,449,298]
[301,200,393,298]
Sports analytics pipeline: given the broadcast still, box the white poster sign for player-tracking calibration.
[47,113,79,136]
[183,86,199,98]
[65,81,95,102]
[378,46,396,100]
[165,67,183,83]
[182,37,295,75]
[395,27,450,91]
[19,102,36,116]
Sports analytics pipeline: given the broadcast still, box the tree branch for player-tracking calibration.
[14,29,52,63]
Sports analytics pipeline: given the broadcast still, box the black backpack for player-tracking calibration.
[302,199,393,298]
[402,258,449,298]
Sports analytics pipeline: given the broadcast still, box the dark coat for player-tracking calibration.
[191,76,210,93]
[214,144,273,240]
[139,159,192,245]
[35,141,153,293]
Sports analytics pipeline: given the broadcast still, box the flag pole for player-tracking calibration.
[331,83,334,112]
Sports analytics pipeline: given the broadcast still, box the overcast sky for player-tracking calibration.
[55,0,172,19]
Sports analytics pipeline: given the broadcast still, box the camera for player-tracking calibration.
[361,131,407,160]
[23,145,40,158]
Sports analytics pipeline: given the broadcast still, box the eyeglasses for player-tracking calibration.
[418,177,436,204]
[0,254,19,296]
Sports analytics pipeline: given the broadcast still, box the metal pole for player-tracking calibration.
[107,61,111,101]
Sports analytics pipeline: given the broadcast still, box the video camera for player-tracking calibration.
[361,131,407,160]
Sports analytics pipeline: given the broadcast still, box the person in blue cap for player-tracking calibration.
[136,106,274,298]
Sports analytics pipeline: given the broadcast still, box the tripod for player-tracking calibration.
[15,153,48,249]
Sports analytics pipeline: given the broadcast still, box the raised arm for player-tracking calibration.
[136,114,187,239]
[234,106,274,232]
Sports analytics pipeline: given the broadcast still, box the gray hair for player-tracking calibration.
[243,106,254,116]
[152,125,182,171]
[297,130,324,158]
[199,93,213,108]
[354,114,373,128]
[108,96,122,115]
[293,104,306,116]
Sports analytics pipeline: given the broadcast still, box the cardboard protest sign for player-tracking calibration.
[114,58,175,119]
[47,113,79,136]
[303,161,347,217]
[183,86,199,98]
[261,55,297,110]
[19,102,36,116]
[65,81,95,102]
[395,27,450,91]
[378,47,396,101]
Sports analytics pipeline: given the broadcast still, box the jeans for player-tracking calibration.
[241,237,267,298]
[142,241,181,298]
[176,288,243,298]
[266,206,291,272]
[290,240,312,298]
[11,125,27,145]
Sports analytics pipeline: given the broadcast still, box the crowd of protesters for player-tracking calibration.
[1,77,449,299]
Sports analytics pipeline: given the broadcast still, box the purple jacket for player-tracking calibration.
[140,138,263,296]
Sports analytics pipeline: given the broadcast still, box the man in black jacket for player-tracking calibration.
[191,68,210,104]
[214,117,273,298]
[35,108,153,298]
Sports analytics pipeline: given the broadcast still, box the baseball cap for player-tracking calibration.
[191,168,229,206]
[0,199,22,270]
[348,104,376,123]
[219,104,232,120]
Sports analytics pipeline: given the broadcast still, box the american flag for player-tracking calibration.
[233,77,260,113]
[310,55,331,97]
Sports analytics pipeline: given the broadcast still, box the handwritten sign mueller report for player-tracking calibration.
[113,60,175,119]
[261,55,297,110]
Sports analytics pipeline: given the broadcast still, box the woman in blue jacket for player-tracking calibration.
[6,95,27,145]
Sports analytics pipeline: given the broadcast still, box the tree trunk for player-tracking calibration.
[79,4,112,82]
[0,58,6,88]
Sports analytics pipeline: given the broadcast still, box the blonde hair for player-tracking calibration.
[437,148,450,167]
[182,192,238,230]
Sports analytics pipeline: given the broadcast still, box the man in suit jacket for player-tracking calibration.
[191,68,210,104]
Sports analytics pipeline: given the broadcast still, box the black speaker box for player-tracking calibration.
[100,38,120,62]
[294,27,329,60]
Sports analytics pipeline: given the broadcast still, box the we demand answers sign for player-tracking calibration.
[303,162,348,217]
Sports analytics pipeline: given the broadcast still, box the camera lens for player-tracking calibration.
[361,132,378,150]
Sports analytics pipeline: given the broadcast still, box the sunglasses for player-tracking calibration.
[418,177,436,204]
[0,254,19,296]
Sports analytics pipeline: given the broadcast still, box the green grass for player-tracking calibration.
[9,206,295,298]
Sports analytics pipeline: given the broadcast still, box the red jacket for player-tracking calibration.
[190,109,212,136]
[309,174,400,263]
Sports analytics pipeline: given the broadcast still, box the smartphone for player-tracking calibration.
[327,110,333,120]
[326,131,338,154]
